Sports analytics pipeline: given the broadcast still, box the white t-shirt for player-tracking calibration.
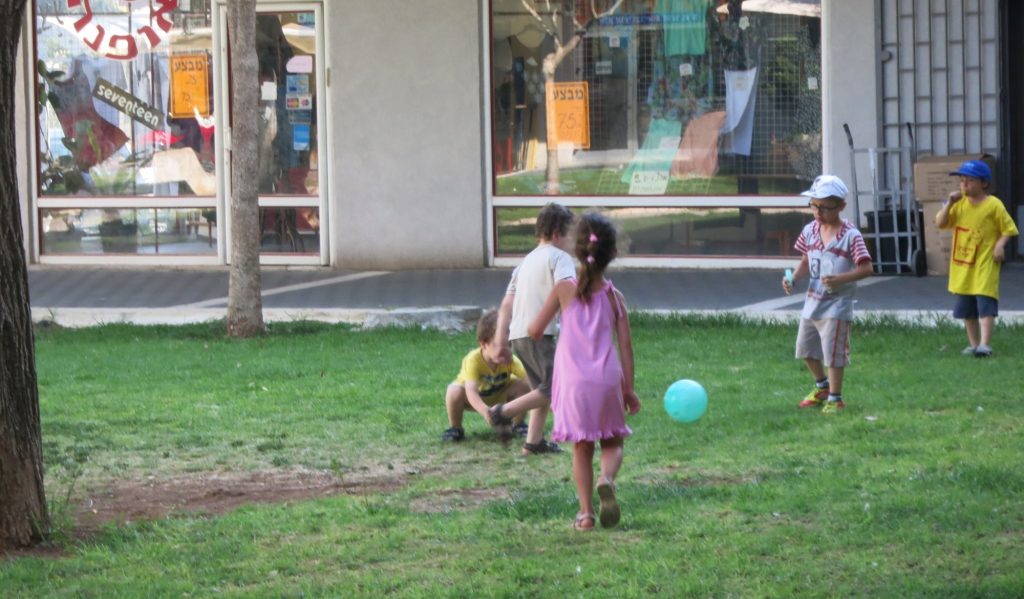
[506,243,576,340]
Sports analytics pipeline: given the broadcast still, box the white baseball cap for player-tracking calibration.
[800,175,849,200]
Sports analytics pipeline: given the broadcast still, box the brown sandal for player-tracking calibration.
[597,479,620,528]
[573,512,596,531]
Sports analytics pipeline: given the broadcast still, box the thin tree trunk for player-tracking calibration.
[0,0,49,550]
[226,0,265,337]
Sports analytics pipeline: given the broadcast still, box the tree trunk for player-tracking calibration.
[0,0,49,550]
[226,0,265,337]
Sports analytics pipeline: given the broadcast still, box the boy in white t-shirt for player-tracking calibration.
[493,203,576,455]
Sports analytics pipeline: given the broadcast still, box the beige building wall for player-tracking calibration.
[822,0,880,221]
[328,0,487,268]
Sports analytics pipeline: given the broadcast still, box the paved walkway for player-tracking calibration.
[27,263,1024,328]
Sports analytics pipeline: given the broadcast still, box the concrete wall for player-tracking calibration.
[822,0,880,221]
[329,0,487,268]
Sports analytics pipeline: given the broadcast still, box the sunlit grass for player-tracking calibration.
[3,316,1022,597]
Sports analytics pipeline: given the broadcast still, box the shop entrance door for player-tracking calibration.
[220,2,328,265]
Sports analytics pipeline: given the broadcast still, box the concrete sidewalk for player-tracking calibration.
[27,264,1024,329]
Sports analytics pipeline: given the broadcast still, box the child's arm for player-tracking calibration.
[994,235,1011,262]
[613,289,641,415]
[463,381,495,425]
[494,292,514,347]
[935,190,961,228]
[527,280,574,339]
[782,255,810,295]
[823,259,873,290]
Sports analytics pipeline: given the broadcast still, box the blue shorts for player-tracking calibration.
[953,294,998,319]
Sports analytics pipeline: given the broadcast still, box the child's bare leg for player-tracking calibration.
[597,436,624,485]
[524,405,549,445]
[497,388,549,418]
[573,441,596,519]
[496,387,551,445]
[827,366,845,396]
[804,357,826,382]
[979,316,995,346]
[445,384,468,429]
[964,318,981,348]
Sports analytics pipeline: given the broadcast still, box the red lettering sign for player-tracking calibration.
[67,0,179,61]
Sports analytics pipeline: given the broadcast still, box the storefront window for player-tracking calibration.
[495,205,811,257]
[490,0,822,197]
[35,0,215,198]
[40,207,217,254]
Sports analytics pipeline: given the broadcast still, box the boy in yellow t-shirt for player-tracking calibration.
[442,310,530,442]
[935,160,1019,357]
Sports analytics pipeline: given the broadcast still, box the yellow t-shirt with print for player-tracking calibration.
[453,348,526,406]
[941,194,1019,299]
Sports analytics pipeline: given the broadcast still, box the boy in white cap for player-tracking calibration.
[934,159,1018,357]
[782,175,874,414]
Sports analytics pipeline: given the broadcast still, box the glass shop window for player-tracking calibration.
[489,0,823,197]
[35,0,215,198]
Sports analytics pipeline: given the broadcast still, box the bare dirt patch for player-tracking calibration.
[409,487,510,514]
[73,466,414,535]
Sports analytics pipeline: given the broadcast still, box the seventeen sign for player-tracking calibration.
[92,78,164,130]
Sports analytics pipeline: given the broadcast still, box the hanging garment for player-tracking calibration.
[48,60,129,169]
[655,0,712,56]
[671,110,726,179]
[721,67,758,156]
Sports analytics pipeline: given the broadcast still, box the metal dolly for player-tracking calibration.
[843,123,926,276]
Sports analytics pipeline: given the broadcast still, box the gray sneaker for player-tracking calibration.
[974,344,992,357]
[961,346,977,356]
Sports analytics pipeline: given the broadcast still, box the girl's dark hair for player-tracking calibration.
[535,203,574,241]
[573,212,617,301]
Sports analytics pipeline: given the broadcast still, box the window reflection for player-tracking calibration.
[36,1,215,198]
[259,207,319,254]
[40,208,217,255]
[490,1,822,197]
[254,12,318,196]
[495,206,811,257]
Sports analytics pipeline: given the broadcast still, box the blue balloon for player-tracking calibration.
[663,379,708,423]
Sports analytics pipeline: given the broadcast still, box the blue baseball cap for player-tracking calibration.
[949,160,991,181]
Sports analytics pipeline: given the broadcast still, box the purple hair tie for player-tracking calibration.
[586,256,595,264]
[589,233,598,243]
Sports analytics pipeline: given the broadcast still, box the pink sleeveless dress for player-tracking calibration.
[550,279,632,443]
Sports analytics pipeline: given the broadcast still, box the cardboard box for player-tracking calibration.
[913,154,997,276]
[913,153,997,203]
[920,201,951,276]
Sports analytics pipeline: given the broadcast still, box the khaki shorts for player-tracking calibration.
[511,336,556,396]
[795,318,852,368]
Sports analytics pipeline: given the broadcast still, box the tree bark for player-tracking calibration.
[0,0,49,550]
[226,0,265,337]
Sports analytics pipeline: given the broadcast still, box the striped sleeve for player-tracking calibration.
[850,231,871,264]
[794,227,810,255]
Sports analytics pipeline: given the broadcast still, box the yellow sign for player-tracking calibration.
[170,54,210,119]
[546,81,590,149]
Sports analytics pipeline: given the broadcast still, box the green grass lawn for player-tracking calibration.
[3,316,1023,597]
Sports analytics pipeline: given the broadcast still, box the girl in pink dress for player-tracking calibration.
[528,212,641,531]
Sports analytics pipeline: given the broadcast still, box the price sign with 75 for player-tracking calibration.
[546,82,590,150]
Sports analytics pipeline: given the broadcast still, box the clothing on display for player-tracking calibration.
[721,67,758,155]
[655,0,713,57]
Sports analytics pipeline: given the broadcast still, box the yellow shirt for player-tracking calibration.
[453,348,526,405]
[941,195,1019,298]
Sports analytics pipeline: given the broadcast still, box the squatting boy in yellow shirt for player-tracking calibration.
[441,309,529,442]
